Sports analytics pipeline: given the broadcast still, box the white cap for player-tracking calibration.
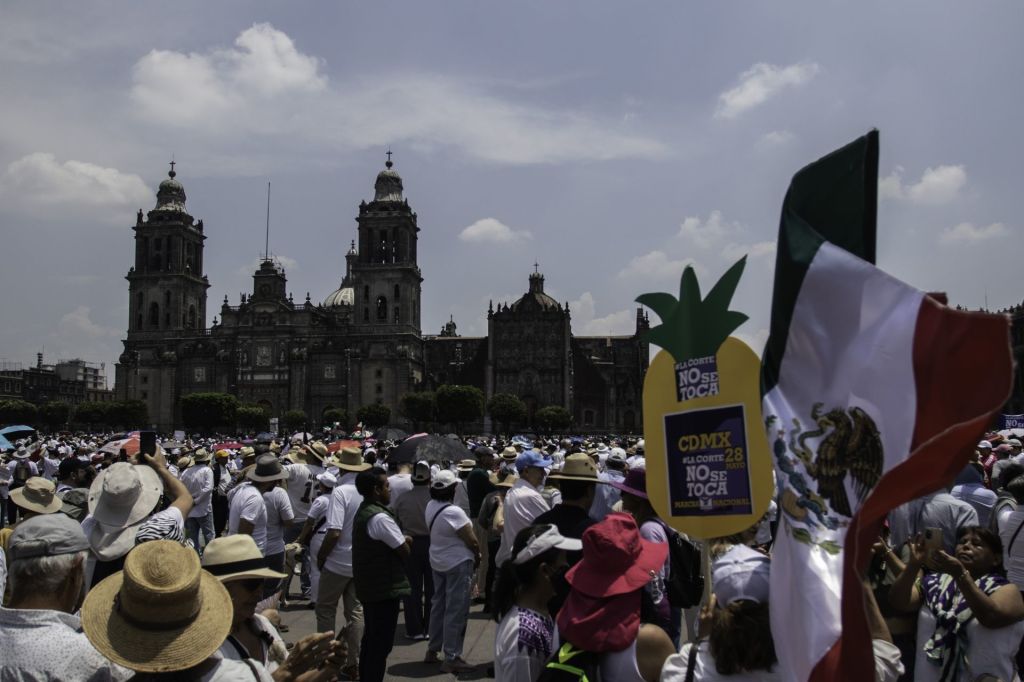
[979,440,993,449]
[712,544,771,605]
[316,472,338,488]
[513,525,582,565]
[431,469,458,489]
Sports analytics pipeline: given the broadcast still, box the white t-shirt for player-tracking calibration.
[323,473,362,577]
[181,465,215,518]
[497,479,550,566]
[284,462,323,522]
[228,483,268,555]
[263,486,295,556]
[494,606,554,682]
[307,494,331,562]
[215,613,286,673]
[388,473,414,510]
[999,509,1024,588]
[367,512,406,549]
[426,499,473,573]
[915,603,1024,682]
[200,657,274,682]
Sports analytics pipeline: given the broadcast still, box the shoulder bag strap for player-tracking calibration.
[683,641,700,682]
[429,503,452,532]
[1007,515,1024,556]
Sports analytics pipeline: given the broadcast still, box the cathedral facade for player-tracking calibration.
[114,161,649,433]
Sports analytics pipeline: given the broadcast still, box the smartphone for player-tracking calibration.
[923,527,943,558]
[140,430,157,457]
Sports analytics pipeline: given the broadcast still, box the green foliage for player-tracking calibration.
[357,403,391,430]
[322,407,348,428]
[399,392,435,431]
[39,401,72,430]
[436,384,484,435]
[72,401,108,427]
[535,405,572,435]
[282,409,308,432]
[636,256,748,363]
[70,400,149,429]
[486,393,527,436]
[237,404,269,432]
[180,392,239,433]
[0,399,38,426]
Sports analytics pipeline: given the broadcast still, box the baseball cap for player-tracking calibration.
[712,544,771,605]
[513,525,582,565]
[9,513,90,561]
[412,460,431,483]
[515,450,553,472]
[978,440,993,450]
[431,469,458,489]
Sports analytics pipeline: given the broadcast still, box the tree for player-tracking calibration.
[357,403,391,430]
[72,401,109,429]
[399,391,435,432]
[535,405,572,435]
[107,400,149,429]
[236,405,269,432]
[39,401,72,431]
[487,393,527,437]
[321,407,348,428]
[435,384,484,435]
[282,409,308,432]
[0,399,38,426]
[180,392,238,433]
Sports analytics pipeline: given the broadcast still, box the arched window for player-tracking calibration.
[188,305,197,329]
[364,285,370,302]
[393,306,400,323]
[149,302,160,328]
[376,296,388,320]
[394,284,400,300]
[135,293,143,330]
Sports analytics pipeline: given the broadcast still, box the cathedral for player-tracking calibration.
[114,159,649,433]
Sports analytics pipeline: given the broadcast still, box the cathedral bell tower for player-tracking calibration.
[126,162,210,336]
[351,154,422,332]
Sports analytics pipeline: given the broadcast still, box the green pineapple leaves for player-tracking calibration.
[636,256,749,363]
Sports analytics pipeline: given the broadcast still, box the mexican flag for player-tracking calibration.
[761,131,1012,681]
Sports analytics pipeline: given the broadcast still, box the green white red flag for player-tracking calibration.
[761,131,1012,681]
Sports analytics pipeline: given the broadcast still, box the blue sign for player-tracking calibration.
[663,403,753,517]
[1002,414,1024,429]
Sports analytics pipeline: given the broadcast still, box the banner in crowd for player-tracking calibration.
[1002,414,1024,429]
[761,130,1012,681]
[639,258,773,540]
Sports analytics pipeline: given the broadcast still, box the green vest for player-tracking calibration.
[353,502,411,603]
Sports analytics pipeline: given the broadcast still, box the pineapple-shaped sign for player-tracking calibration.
[638,256,772,539]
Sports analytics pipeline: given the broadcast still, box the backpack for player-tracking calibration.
[11,460,30,489]
[537,643,603,682]
[656,520,705,609]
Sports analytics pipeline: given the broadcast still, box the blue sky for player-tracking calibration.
[1,1,1021,378]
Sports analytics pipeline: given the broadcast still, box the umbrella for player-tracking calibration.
[0,425,36,440]
[100,436,139,457]
[0,434,13,451]
[374,427,409,441]
[327,439,361,453]
[391,433,469,464]
[214,441,244,451]
[290,431,314,443]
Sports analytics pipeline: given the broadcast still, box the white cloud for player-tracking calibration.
[617,250,701,281]
[566,292,635,336]
[0,153,152,222]
[879,164,967,205]
[721,241,776,262]
[57,305,119,340]
[757,130,795,147]
[678,210,741,249]
[939,221,1008,245]
[734,328,770,357]
[459,218,532,243]
[714,62,820,120]
[129,24,665,165]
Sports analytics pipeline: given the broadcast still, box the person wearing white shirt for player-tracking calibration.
[388,462,415,510]
[315,448,368,678]
[294,473,338,605]
[496,450,553,567]
[228,455,287,556]
[282,444,326,599]
[180,451,216,554]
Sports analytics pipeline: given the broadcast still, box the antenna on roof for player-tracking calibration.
[264,181,271,261]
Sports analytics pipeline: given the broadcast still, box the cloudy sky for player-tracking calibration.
[1,2,1021,382]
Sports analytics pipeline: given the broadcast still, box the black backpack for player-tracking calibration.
[656,520,705,609]
[537,643,602,682]
[11,460,30,489]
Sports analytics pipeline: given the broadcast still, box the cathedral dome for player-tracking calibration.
[154,163,187,212]
[373,156,403,202]
[323,285,355,308]
[510,269,561,312]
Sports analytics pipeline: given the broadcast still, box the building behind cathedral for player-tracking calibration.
[114,160,649,433]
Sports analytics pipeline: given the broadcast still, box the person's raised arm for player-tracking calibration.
[888,535,925,614]
[934,550,1024,628]
[141,449,193,518]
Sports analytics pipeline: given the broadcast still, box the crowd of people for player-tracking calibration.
[1,428,1024,681]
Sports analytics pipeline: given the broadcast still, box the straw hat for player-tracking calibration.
[176,456,193,470]
[500,446,518,462]
[496,474,519,489]
[192,448,212,463]
[305,441,329,462]
[335,446,371,472]
[547,453,601,483]
[81,540,232,673]
[88,462,163,529]
[202,535,287,582]
[10,476,63,514]
[247,454,288,482]
[457,458,476,472]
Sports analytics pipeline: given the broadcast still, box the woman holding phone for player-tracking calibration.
[889,525,1024,682]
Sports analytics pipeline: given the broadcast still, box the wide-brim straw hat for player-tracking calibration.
[335,446,371,472]
[500,446,519,461]
[247,454,288,482]
[81,540,232,673]
[202,535,287,582]
[496,474,519,489]
[456,458,476,471]
[192,448,212,463]
[10,476,63,514]
[88,462,163,529]
[547,453,601,483]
